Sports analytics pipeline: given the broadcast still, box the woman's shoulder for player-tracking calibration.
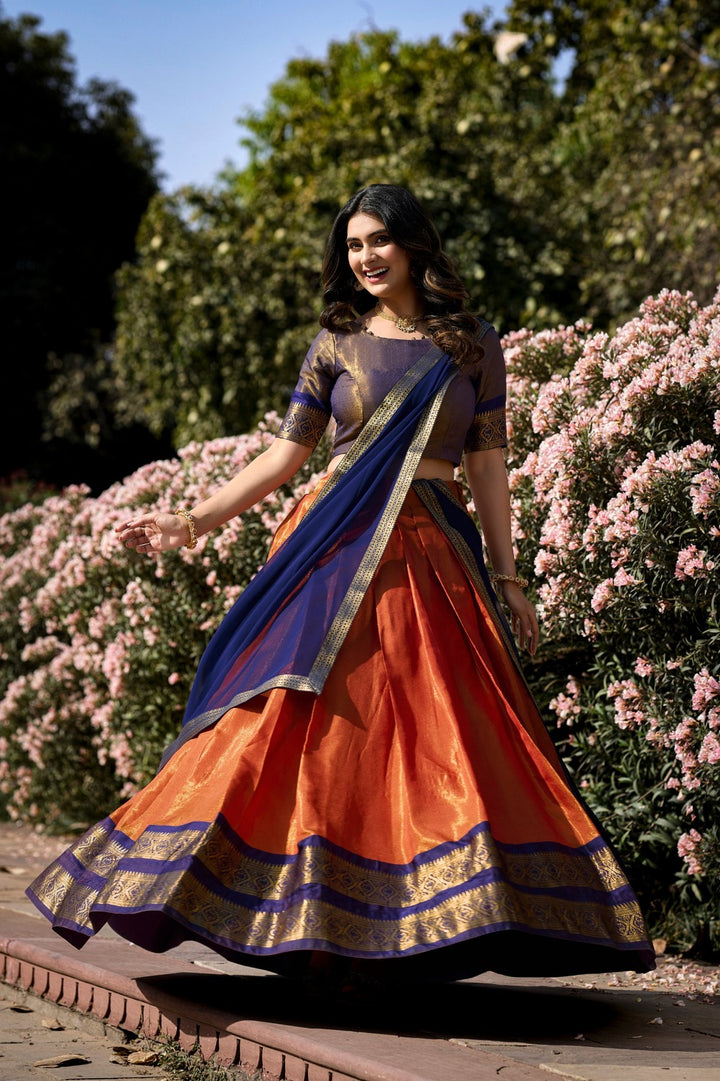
[458,316,501,381]
[470,314,498,343]
[309,319,364,349]
[305,326,339,357]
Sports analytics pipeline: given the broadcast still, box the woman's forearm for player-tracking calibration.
[464,448,539,653]
[189,439,312,537]
[464,448,518,576]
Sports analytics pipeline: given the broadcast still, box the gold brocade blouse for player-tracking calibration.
[276,323,507,465]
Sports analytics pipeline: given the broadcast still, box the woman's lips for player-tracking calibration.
[364,267,389,282]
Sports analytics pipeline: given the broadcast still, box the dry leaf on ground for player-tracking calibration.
[33,1054,92,1067]
[127,1050,160,1065]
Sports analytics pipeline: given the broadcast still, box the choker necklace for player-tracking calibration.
[374,302,424,334]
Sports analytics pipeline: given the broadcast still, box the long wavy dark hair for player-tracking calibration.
[320,184,484,367]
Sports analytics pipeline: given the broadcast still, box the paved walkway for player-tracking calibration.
[1,822,718,1081]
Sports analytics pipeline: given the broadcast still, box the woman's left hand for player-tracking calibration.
[500,582,540,656]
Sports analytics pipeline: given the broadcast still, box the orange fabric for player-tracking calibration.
[114,484,598,865]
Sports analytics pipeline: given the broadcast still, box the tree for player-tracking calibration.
[506,0,720,322]
[0,7,161,490]
[109,3,720,452]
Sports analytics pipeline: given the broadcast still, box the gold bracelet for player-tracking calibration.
[490,573,529,589]
[174,507,198,550]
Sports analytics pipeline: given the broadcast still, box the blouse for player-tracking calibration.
[275,323,507,465]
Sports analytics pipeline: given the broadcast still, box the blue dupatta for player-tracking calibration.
[159,344,458,769]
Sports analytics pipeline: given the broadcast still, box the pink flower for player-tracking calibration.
[591,579,614,612]
[698,732,720,765]
[550,677,582,727]
[675,545,715,580]
[692,670,720,713]
[613,567,639,587]
[677,829,703,875]
[607,679,646,730]
[690,465,720,517]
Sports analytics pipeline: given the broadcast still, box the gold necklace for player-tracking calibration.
[374,302,424,334]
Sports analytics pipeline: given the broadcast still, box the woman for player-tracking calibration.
[27,184,655,985]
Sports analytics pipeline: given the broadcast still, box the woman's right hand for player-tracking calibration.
[498,581,540,657]
[115,513,193,555]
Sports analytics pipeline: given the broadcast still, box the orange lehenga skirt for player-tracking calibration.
[27,481,655,979]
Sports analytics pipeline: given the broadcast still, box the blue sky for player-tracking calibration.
[4,0,508,190]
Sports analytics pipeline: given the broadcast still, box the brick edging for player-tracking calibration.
[0,935,427,1081]
[1,932,555,1081]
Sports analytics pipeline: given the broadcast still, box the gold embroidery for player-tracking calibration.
[93,872,648,956]
[29,818,649,956]
[276,401,329,448]
[169,673,329,745]
[465,407,507,452]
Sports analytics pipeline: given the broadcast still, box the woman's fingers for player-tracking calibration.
[115,517,158,553]
[507,593,539,655]
[116,512,188,555]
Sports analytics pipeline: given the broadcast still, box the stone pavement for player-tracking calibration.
[0,985,171,1081]
[1,821,719,1081]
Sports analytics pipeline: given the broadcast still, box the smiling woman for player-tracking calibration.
[26,184,655,994]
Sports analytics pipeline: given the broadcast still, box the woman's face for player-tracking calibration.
[345,212,416,306]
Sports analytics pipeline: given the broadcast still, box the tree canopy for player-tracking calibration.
[111,1,720,451]
[507,0,720,317]
[0,6,160,489]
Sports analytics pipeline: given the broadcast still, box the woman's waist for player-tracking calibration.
[271,468,467,552]
[327,454,456,482]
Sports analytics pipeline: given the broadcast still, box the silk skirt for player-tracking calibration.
[27,481,655,979]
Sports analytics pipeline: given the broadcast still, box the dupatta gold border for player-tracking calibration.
[307,366,458,686]
[174,346,457,733]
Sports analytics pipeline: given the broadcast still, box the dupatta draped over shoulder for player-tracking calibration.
[161,339,461,768]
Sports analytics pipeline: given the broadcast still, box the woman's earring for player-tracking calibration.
[352,279,364,292]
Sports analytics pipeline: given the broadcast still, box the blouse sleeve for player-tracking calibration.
[463,323,508,454]
[275,330,336,449]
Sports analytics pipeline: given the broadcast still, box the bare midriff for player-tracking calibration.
[327,454,455,482]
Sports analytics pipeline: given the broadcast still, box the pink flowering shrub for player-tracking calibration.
[505,288,719,950]
[0,414,330,829]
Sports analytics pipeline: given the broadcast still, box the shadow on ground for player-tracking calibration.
[137,971,719,1053]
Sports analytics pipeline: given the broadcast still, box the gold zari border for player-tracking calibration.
[29,818,650,956]
[276,401,330,448]
[465,407,507,452]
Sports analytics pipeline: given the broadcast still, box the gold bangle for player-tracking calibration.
[175,507,198,549]
[490,573,529,589]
